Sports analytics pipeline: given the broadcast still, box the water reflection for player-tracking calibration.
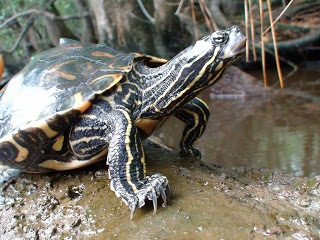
[155,88,320,177]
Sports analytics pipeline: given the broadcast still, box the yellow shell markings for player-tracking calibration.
[86,62,94,71]
[88,74,123,91]
[107,59,133,71]
[19,118,58,139]
[45,59,77,81]
[56,71,76,80]
[45,59,77,80]
[91,51,115,58]
[52,135,65,151]
[0,131,29,162]
[46,49,65,59]
[38,159,96,171]
[61,44,83,49]
[38,147,109,171]
[72,92,92,113]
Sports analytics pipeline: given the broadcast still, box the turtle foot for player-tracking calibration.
[179,146,202,159]
[119,174,170,219]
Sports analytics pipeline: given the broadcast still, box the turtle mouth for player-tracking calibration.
[232,36,247,56]
[221,26,247,59]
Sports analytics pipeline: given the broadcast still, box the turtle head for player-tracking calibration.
[139,26,246,117]
[184,25,246,87]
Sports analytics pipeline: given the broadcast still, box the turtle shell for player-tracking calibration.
[0,38,166,170]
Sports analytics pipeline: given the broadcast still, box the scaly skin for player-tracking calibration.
[0,26,246,217]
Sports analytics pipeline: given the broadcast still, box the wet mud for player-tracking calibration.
[1,140,319,239]
[1,67,320,239]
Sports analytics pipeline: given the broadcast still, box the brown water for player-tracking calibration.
[155,68,320,177]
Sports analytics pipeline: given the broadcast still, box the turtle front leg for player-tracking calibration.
[106,109,169,218]
[174,97,210,158]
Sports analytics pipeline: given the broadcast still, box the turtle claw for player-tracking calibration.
[125,173,169,218]
[149,191,158,214]
[115,173,170,219]
[160,185,167,207]
[130,202,137,220]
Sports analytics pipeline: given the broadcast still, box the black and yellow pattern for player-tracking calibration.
[0,26,246,216]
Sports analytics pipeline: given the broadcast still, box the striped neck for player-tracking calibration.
[130,26,246,119]
[135,45,226,118]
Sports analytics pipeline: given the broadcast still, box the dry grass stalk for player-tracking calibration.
[190,0,198,40]
[259,0,267,87]
[199,0,213,32]
[244,0,250,62]
[248,0,257,61]
[199,0,218,31]
[267,0,284,89]
[263,0,295,35]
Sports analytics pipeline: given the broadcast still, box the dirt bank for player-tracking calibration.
[0,140,319,239]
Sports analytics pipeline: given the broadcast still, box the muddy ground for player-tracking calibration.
[0,67,320,239]
[0,139,319,239]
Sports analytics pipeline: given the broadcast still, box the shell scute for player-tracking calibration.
[0,39,140,136]
[0,38,167,171]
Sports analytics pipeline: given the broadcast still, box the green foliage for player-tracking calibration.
[0,0,84,68]
[54,0,82,38]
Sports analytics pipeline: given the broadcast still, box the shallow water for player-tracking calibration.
[156,68,320,177]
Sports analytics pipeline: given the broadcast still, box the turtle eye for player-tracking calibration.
[211,32,228,45]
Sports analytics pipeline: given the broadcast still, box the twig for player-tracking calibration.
[259,0,267,87]
[175,0,185,15]
[244,0,250,62]
[267,0,284,89]
[190,0,198,40]
[136,0,155,24]
[198,0,213,32]
[264,28,320,50]
[263,0,295,35]
[0,8,89,30]
[199,0,218,31]
[208,1,231,29]
[5,15,38,54]
[0,9,40,29]
[262,46,297,80]
[248,0,257,61]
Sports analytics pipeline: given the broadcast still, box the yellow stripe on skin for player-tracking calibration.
[208,63,231,85]
[215,61,223,72]
[143,48,212,94]
[181,109,199,144]
[119,109,146,192]
[155,47,220,111]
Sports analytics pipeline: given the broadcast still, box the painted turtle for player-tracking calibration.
[0,26,246,217]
